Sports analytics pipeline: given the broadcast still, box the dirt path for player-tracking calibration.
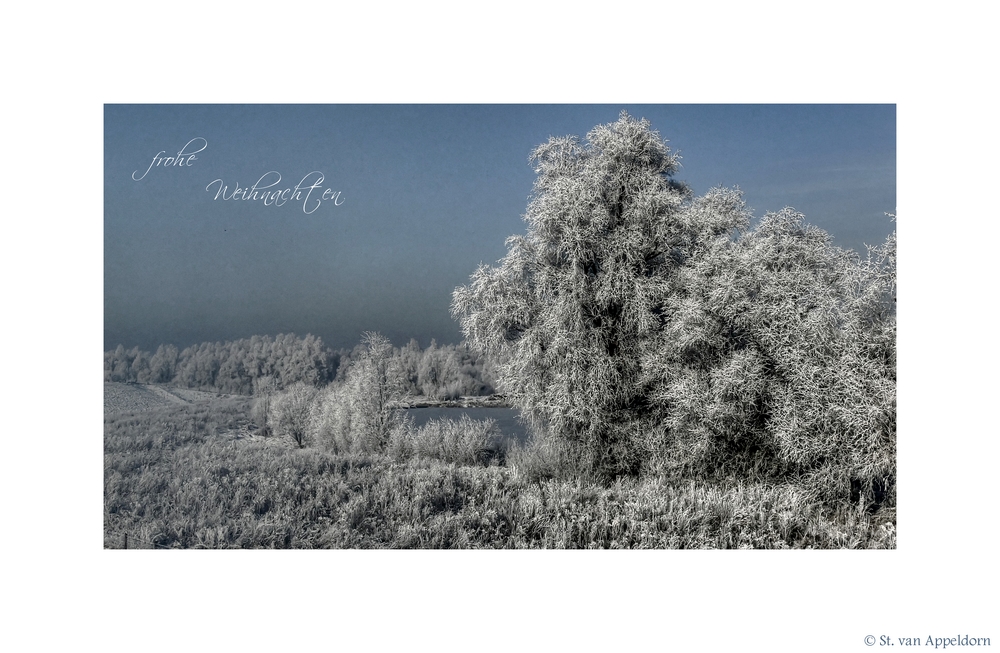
[104,383,176,414]
[144,385,189,405]
[104,382,241,415]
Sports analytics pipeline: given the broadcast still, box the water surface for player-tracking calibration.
[399,407,532,445]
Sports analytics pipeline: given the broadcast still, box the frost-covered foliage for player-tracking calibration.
[645,209,896,503]
[312,332,410,454]
[378,339,494,399]
[251,375,278,437]
[453,112,896,504]
[453,112,746,479]
[388,415,504,466]
[270,382,318,448]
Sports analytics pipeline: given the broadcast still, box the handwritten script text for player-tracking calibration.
[205,171,344,214]
[132,137,207,181]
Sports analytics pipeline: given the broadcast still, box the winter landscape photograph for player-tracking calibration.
[104,104,896,549]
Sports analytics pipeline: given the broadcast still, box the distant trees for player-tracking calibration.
[453,112,896,502]
[104,334,338,392]
[414,340,493,399]
[148,345,179,384]
[105,334,495,400]
[335,339,494,400]
[105,345,153,384]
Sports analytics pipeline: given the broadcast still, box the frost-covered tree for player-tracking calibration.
[312,332,408,454]
[348,332,403,447]
[452,112,747,479]
[251,375,278,437]
[271,382,317,448]
[148,344,179,384]
[452,112,895,500]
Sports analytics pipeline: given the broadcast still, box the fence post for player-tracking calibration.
[124,532,128,549]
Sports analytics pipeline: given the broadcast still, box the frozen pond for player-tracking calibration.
[399,406,532,445]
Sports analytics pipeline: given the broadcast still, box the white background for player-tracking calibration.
[5,2,996,651]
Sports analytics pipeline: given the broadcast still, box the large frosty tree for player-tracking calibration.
[453,112,895,502]
[452,112,748,478]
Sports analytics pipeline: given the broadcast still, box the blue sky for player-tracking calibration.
[105,104,895,351]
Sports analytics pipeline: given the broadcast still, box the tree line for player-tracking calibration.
[104,333,494,399]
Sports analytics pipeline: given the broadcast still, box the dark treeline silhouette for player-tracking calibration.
[104,333,494,398]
